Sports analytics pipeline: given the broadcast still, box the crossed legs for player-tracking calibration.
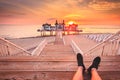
[72,53,102,80]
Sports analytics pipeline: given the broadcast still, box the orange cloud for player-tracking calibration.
[0,0,120,25]
[89,1,120,10]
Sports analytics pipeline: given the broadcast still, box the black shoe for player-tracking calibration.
[77,53,85,71]
[87,56,101,76]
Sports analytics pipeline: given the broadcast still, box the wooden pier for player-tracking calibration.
[0,31,120,80]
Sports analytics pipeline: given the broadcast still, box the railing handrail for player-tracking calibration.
[71,40,84,54]
[0,37,31,56]
[31,38,47,56]
[84,31,120,55]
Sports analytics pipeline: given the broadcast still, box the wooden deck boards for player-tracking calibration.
[0,33,120,80]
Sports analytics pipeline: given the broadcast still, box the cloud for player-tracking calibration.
[0,0,51,17]
[96,0,120,3]
[0,1,27,18]
[47,18,56,21]
[89,0,120,11]
[0,13,26,18]
[0,0,120,25]
[66,0,90,6]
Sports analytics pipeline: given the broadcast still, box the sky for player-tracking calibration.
[0,0,120,25]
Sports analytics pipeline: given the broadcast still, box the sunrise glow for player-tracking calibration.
[68,21,75,25]
[0,0,120,38]
[0,0,120,25]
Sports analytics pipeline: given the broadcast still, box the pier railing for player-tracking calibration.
[86,33,112,43]
[84,31,120,56]
[0,38,31,56]
[31,38,47,56]
[71,40,84,55]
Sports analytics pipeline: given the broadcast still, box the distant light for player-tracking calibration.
[68,21,75,25]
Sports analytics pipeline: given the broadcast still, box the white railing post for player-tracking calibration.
[117,41,120,55]
[71,40,84,55]
[62,36,66,45]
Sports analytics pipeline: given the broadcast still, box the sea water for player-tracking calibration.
[0,24,120,38]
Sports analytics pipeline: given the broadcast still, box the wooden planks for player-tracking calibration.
[0,56,120,71]
[0,71,120,80]
[0,33,120,80]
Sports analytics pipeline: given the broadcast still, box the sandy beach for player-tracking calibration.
[7,37,47,53]
[5,33,114,54]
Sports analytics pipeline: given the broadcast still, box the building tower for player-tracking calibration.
[55,20,58,30]
[62,20,65,31]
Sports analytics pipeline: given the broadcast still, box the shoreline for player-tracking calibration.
[3,32,114,40]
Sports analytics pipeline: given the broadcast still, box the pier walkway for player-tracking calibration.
[34,32,77,72]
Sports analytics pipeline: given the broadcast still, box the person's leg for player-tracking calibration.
[72,53,85,80]
[91,68,102,80]
[72,66,84,80]
[87,56,102,80]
